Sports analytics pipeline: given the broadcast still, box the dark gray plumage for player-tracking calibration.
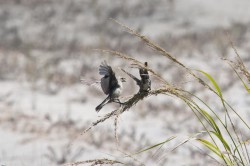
[96,61,125,112]
[139,62,151,92]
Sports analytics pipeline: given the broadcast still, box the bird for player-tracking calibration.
[139,62,151,92]
[95,61,126,112]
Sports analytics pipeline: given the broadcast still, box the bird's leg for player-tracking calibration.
[113,98,124,105]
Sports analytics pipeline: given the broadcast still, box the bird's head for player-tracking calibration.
[120,77,126,82]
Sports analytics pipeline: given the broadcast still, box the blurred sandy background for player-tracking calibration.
[0,0,250,165]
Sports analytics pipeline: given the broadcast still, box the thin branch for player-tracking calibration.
[62,158,124,166]
[81,87,182,135]
[94,49,169,85]
[227,32,250,83]
[114,112,120,147]
[110,18,184,68]
[110,19,213,91]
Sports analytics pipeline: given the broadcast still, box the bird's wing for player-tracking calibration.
[99,61,119,94]
[101,75,110,95]
[107,71,118,96]
[80,78,102,92]
[99,61,110,76]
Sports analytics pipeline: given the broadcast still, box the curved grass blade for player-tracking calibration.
[197,70,223,98]
[197,70,228,126]
[197,139,232,166]
[199,108,221,135]
[230,64,250,94]
[210,131,231,152]
[197,139,222,157]
[134,136,176,155]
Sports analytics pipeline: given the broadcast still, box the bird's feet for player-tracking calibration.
[113,99,124,106]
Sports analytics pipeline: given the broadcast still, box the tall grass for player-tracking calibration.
[66,20,250,166]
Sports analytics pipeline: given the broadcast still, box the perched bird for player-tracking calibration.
[139,62,151,92]
[95,61,125,112]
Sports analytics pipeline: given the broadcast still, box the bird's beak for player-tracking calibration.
[121,77,126,82]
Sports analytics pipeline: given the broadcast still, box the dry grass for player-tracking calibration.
[62,158,123,166]
[228,34,250,83]
[65,19,250,166]
[67,20,213,165]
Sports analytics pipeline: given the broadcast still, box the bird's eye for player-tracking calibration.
[121,78,126,82]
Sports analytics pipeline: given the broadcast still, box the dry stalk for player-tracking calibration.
[118,149,146,166]
[114,112,120,147]
[95,49,169,85]
[110,19,212,91]
[227,33,250,83]
[80,86,183,136]
[62,158,123,166]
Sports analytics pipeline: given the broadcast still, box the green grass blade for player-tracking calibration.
[197,138,222,157]
[197,70,223,98]
[197,139,232,165]
[199,108,221,135]
[210,131,231,152]
[232,66,250,93]
[171,131,206,152]
[134,136,176,155]
[227,61,250,94]
[234,138,250,154]
[197,70,228,126]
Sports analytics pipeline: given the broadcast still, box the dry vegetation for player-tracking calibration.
[0,0,250,166]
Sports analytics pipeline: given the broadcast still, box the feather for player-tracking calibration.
[101,76,110,95]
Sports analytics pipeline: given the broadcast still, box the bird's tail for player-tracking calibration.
[95,96,110,112]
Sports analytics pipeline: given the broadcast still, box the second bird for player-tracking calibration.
[95,61,125,112]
